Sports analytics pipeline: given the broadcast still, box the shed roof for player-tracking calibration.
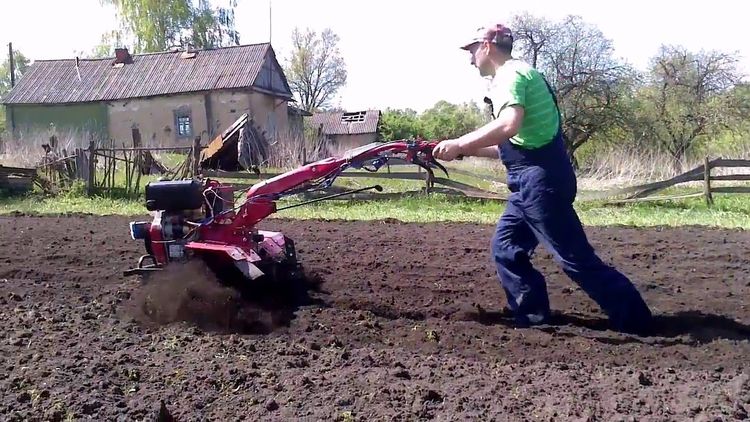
[1,43,293,105]
[310,109,381,135]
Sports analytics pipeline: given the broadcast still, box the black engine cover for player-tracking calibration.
[145,179,204,211]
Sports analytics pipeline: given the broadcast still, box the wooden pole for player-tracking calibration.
[8,42,15,88]
[87,140,96,195]
[192,136,201,178]
[704,155,714,206]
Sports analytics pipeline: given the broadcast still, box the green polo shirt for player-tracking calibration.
[488,59,560,149]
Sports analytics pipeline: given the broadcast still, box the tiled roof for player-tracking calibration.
[310,109,381,135]
[1,43,292,105]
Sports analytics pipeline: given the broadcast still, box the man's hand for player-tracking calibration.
[433,139,463,161]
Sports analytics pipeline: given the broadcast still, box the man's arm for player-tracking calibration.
[432,105,524,161]
[456,105,524,153]
[462,146,501,159]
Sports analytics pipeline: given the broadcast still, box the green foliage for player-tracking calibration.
[76,30,126,59]
[379,108,422,140]
[0,48,30,134]
[283,27,347,112]
[627,45,745,172]
[0,49,30,95]
[101,0,240,53]
[379,101,486,141]
[507,12,748,171]
[510,13,635,160]
[420,101,485,140]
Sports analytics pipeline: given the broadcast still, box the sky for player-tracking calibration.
[1,0,748,113]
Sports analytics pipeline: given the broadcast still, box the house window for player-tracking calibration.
[175,109,192,138]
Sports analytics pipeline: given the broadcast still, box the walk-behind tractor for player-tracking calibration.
[124,140,449,287]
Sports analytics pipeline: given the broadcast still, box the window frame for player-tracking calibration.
[174,107,193,139]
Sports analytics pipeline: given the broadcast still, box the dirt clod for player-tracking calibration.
[265,399,279,411]
[638,372,653,386]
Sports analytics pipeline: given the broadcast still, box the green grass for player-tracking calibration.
[1,157,747,229]
[2,190,748,229]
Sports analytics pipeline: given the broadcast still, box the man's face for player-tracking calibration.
[467,41,494,77]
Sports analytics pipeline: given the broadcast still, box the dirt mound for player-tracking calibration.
[0,214,749,421]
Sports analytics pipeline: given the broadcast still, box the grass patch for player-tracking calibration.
[1,190,747,230]
[1,155,747,229]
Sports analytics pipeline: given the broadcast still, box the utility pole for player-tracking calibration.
[268,0,272,43]
[8,42,15,87]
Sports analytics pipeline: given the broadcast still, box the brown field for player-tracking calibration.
[1,214,749,421]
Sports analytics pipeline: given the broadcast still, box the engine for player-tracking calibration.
[129,179,236,264]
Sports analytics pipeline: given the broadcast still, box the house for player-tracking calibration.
[1,43,299,146]
[310,109,381,151]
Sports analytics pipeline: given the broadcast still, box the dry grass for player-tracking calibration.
[264,127,332,169]
[3,124,748,197]
[577,140,750,191]
[0,128,100,168]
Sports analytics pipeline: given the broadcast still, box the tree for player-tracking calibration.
[1,48,30,133]
[0,49,30,96]
[101,0,240,53]
[74,30,126,59]
[379,108,423,141]
[379,101,486,142]
[283,27,347,112]
[635,45,745,173]
[510,13,635,165]
[419,101,485,140]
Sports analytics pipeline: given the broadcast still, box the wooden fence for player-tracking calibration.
[581,157,750,206]
[15,131,750,208]
[201,156,508,201]
[30,130,202,197]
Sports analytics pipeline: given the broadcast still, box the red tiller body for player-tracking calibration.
[124,140,447,284]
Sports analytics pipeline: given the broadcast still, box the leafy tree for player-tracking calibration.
[1,49,31,133]
[379,101,485,142]
[419,101,485,140]
[633,45,745,172]
[283,27,347,112]
[74,30,126,59]
[379,108,422,141]
[101,0,240,53]
[0,49,30,96]
[510,13,635,165]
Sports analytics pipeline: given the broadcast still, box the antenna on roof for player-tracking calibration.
[75,56,81,82]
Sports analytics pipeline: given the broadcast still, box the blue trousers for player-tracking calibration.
[492,135,653,334]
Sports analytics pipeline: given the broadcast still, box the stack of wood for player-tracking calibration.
[130,128,168,175]
[199,113,270,172]
[37,137,84,189]
[0,165,39,194]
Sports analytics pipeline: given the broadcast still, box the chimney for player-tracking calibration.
[114,47,132,65]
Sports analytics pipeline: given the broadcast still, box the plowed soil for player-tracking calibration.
[1,213,749,421]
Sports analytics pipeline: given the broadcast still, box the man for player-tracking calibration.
[433,23,654,335]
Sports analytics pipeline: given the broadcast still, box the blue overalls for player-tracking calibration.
[490,83,654,335]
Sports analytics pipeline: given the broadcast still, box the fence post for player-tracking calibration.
[704,155,713,206]
[192,136,201,178]
[87,140,96,195]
